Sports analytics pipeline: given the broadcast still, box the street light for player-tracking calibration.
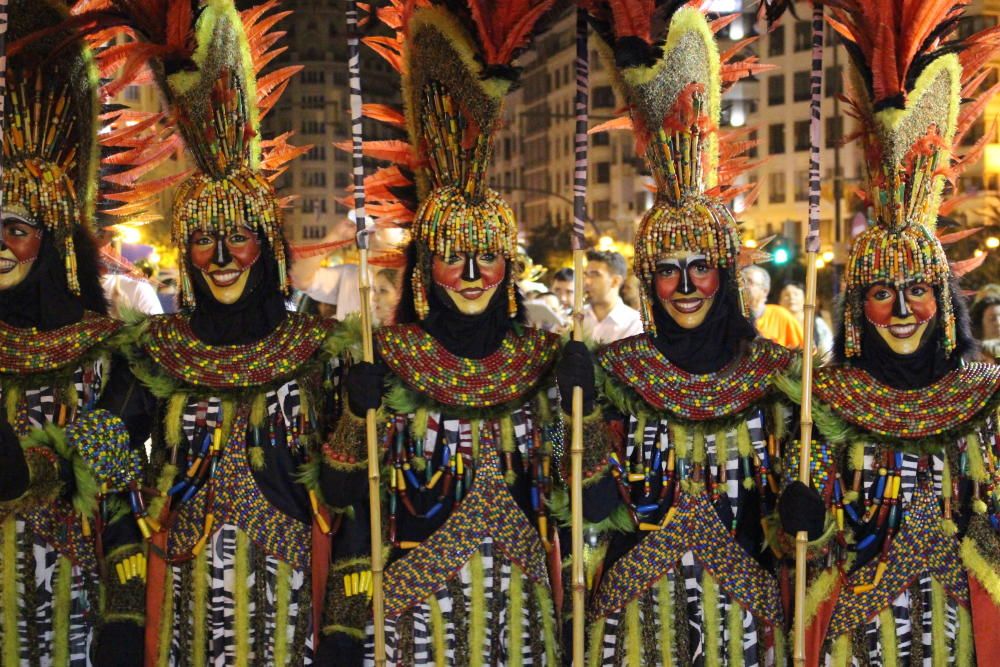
[822,250,835,263]
[986,236,1000,249]
[116,225,142,245]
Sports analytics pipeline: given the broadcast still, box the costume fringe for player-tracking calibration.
[703,571,721,667]
[588,618,605,667]
[165,393,188,448]
[429,591,447,665]
[249,392,267,429]
[625,600,642,666]
[670,422,688,459]
[877,607,898,666]
[727,592,743,666]
[961,536,1000,606]
[958,605,974,665]
[469,551,485,667]
[931,578,947,665]
[157,566,174,667]
[192,547,208,667]
[508,564,524,667]
[2,516,18,666]
[52,555,72,665]
[658,575,675,666]
[274,561,291,666]
[536,582,558,666]
[965,432,988,483]
[235,529,250,665]
[830,633,850,666]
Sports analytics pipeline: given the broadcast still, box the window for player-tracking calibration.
[768,75,785,105]
[825,66,843,98]
[794,170,810,201]
[335,172,350,188]
[301,95,325,109]
[794,120,811,151]
[300,70,326,84]
[592,199,610,220]
[794,21,812,51]
[304,146,327,161]
[825,116,843,148]
[596,162,611,183]
[768,172,786,203]
[124,85,141,101]
[303,171,327,188]
[592,132,610,147]
[768,25,785,56]
[592,85,615,108]
[768,124,785,154]
[748,130,759,159]
[793,71,811,102]
[302,198,328,214]
[302,225,326,240]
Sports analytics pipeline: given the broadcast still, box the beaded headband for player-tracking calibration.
[3,0,101,295]
[588,4,764,333]
[830,1,1000,357]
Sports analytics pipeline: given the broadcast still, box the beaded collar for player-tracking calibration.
[813,364,1000,440]
[142,313,335,390]
[0,311,121,376]
[597,335,793,421]
[375,324,560,408]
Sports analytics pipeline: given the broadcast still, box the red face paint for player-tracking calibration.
[431,251,506,315]
[863,281,937,354]
[0,217,42,263]
[653,253,720,329]
[188,226,261,304]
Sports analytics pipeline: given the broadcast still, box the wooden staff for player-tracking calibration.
[794,1,824,664]
[570,6,589,664]
[346,2,386,663]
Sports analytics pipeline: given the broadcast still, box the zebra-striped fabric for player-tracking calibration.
[364,537,550,666]
[164,524,313,666]
[592,411,780,666]
[0,361,104,666]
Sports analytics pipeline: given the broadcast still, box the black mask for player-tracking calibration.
[187,240,287,346]
[649,270,757,374]
[855,315,956,390]
[0,229,106,330]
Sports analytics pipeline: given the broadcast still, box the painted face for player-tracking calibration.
[189,225,261,304]
[431,250,506,315]
[863,281,937,355]
[653,251,720,329]
[0,214,43,290]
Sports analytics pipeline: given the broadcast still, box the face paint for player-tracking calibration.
[0,215,43,290]
[863,281,937,355]
[431,250,506,315]
[653,251,720,329]
[189,225,261,304]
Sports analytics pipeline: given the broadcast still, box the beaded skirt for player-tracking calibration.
[363,427,558,666]
[588,410,784,667]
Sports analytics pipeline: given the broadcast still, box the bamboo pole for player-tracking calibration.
[346,1,385,663]
[793,2,824,664]
[570,7,589,664]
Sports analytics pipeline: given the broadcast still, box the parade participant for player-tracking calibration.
[313,0,580,663]
[578,2,793,664]
[74,0,340,662]
[0,1,151,663]
[778,2,1000,662]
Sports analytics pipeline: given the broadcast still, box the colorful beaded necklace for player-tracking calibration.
[0,312,120,375]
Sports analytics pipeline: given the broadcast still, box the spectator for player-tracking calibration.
[741,265,803,349]
[524,291,568,332]
[582,249,643,344]
[550,267,575,313]
[305,264,363,321]
[373,267,402,327]
[101,272,164,318]
[621,273,641,310]
[970,284,1000,362]
[780,282,833,360]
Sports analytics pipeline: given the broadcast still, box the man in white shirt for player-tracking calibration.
[582,249,643,344]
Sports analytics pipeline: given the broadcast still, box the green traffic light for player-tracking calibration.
[773,247,789,264]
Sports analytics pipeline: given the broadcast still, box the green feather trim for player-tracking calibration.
[671,422,688,459]
[234,529,250,665]
[1,517,17,666]
[412,407,429,440]
[156,567,174,667]
[961,535,1000,607]
[324,313,364,361]
[507,565,524,667]
[965,432,988,483]
[320,624,366,640]
[500,416,515,452]
[657,575,675,666]
[802,568,838,628]
[548,488,634,533]
[692,428,706,464]
[588,617,605,667]
[727,595,744,667]
[249,393,267,428]
[52,555,72,666]
[165,394,188,448]
[469,552,485,667]
[878,607,898,666]
[146,464,177,525]
[958,605,974,665]
[535,583,558,666]
[702,572,721,667]
[429,592,447,666]
[248,446,265,471]
[931,578,947,665]
[830,633,850,666]
[625,600,642,666]
[25,423,99,517]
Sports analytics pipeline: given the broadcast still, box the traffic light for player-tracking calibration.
[773,246,790,265]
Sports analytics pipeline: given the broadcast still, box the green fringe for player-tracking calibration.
[548,488,634,533]
[323,312,364,361]
[658,575,675,667]
[588,617,605,667]
[249,393,267,428]
[965,432,988,483]
[412,407,429,440]
[830,633,850,666]
[469,552,485,667]
[52,555,72,666]
[803,567,838,628]
[248,446,265,471]
[508,565,524,667]
[958,605,974,666]
[878,607,898,667]
[2,517,17,667]
[429,592,447,666]
[235,530,250,666]
[961,535,1000,607]
[500,416,515,452]
[25,422,100,518]
[714,428,729,469]
[702,572,721,667]
[193,547,208,667]
[146,464,177,527]
[692,428,706,465]
[726,597,743,667]
[931,578,947,666]
[625,600,642,666]
[165,394,188,448]
[671,422,689,459]
[536,583,558,666]
[156,566,174,667]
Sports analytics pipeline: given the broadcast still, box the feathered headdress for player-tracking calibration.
[584,0,770,333]
[4,0,102,294]
[347,0,555,320]
[71,0,307,306]
[829,0,1000,357]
